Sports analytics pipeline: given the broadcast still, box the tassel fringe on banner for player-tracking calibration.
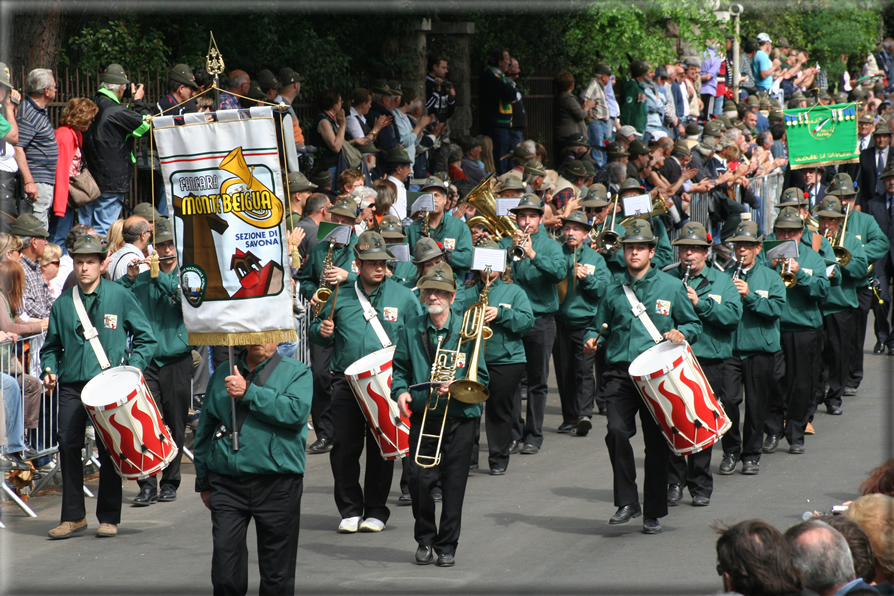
[188,329,298,347]
[790,158,860,170]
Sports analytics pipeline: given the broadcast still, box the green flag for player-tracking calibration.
[783,103,860,170]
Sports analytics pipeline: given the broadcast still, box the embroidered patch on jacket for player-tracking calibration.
[498,303,512,309]
[456,353,466,368]
[585,264,596,275]
[443,238,456,250]
[655,299,671,315]
[709,294,722,304]
[351,262,360,274]
[104,315,118,329]
[803,268,813,276]
[756,290,769,299]
[384,307,398,322]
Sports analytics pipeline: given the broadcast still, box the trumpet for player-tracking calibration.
[313,241,336,318]
[781,258,797,288]
[731,256,745,281]
[509,226,531,262]
[682,260,692,286]
[592,195,621,254]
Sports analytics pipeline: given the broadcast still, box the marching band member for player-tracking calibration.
[583,220,701,535]
[499,195,567,455]
[720,221,786,476]
[824,173,888,395]
[380,214,417,285]
[392,263,488,566]
[42,235,157,539]
[310,231,422,534]
[405,176,474,280]
[119,218,194,506]
[616,178,674,271]
[460,243,533,474]
[667,223,742,507]
[553,210,610,436]
[812,196,867,416]
[763,207,830,456]
[193,343,312,596]
[298,196,360,455]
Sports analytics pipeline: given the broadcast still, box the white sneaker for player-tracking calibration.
[337,516,361,533]
[359,517,385,532]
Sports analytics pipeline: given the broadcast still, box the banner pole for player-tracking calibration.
[229,346,239,451]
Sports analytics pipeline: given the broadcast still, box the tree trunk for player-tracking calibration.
[10,1,64,80]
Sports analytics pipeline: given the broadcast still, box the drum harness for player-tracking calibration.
[72,289,111,370]
[622,276,709,345]
[355,281,392,349]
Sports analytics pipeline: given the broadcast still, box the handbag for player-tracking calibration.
[341,139,363,170]
[68,135,101,208]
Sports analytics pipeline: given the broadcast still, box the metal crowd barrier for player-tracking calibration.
[682,169,785,239]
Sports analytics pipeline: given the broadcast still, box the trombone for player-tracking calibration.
[509,226,532,262]
[831,204,852,267]
[592,195,621,254]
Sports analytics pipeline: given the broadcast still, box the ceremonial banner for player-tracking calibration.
[783,103,860,170]
[153,107,296,345]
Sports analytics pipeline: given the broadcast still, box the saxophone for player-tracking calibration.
[422,210,431,237]
[313,241,336,318]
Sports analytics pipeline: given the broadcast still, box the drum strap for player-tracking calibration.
[72,289,111,370]
[622,284,663,344]
[355,281,393,349]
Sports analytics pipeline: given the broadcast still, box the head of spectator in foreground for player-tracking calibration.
[0,259,26,314]
[39,242,62,284]
[122,216,151,254]
[11,213,49,261]
[823,514,877,584]
[785,519,856,596]
[860,458,894,496]
[59,97,98,132]
[0,233,23,262]
[844,493,894,585]
[714,519,803,596]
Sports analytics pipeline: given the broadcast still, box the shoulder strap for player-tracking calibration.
[72,289,111,370]
[622,283,663,344]
[354,281,392,348]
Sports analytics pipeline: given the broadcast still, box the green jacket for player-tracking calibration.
[823,231,867,314]
[556,243,611,326]
[668,264,742,360]
[727,263,785,358]
[459,277,533,365]
[118,268,192,367]
[193,351,312,488]
[391,311,489,418]
[498,226,567,316]
[620,78,647,133]
[309,277,423,372]
[846,209,888,284]
[775,244,829,331]
[298,234,359,302]
[592,220,627,278]
[585,266,702,365]
[594,218,672,280]
[389,259,417,286]
[759,229,837,282]
[406,214,474,280]
[41,279,157,383]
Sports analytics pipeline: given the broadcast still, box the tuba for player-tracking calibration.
[461,174,519,241]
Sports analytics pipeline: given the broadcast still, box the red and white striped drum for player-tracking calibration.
[344,346,410,461]
[81,366,178,479]
[628,341,731,456]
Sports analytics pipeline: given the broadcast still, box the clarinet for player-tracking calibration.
[682,260,692,286]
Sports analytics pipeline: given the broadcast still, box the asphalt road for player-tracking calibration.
[2,328,892,596]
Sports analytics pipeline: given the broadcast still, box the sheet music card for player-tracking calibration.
[472,247,506,272]
[389,243,410,262]
[411,193,435,215]
[622,193,652,217]
[495,198,522,216]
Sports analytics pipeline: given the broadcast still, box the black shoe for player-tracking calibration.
[415,545,433,565]
[609,503,642,524]
[575,416,592,437]
[0,453,29,471]
[520,443,539,455]
[843,386,858,396]
[22,447,41,461]
[557,423,574,434]
[643,517,662,534]
[762,434,779,453]
[398,492,412,503]
[596,405,607,416]
[436,553,455,567]
[741,460,759,475]
[667,483,682,505]
[469,463,479,471]
[508,440,521,455]
[691,495,710,507]
[826,404,843,415]
[888,346,894,356]
[489,466,506,476]
[133,486,158,506]
[789,443,806,454]
[431,489,442,502]
[158,486,177,502]
[874,342,885,355]
[307,437,333,454]
[719,453,737,475]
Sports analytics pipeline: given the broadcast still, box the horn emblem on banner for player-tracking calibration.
[219,147,284,229]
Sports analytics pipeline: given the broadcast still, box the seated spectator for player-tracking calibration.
[0,233,22,262]
[825,515,878,585]
[458,135,488,183]
[478,134,496,174]
[845,494,894,590]
[12,213,52,321]
[337,169,364,197]
[447,143,468,181]
[0,364,28,471]
[785,519,874,596]
[714,519,803,596]
[39,242,62,298]
[105,218,125,256]
[108,215,150,280]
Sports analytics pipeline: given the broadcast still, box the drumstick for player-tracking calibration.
[595,323,608,343]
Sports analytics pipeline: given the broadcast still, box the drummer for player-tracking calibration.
[667,222,742,508]
[309,231,422,534]
[41,235,157,539]
[405,176,474,280]
[583,220,701,535]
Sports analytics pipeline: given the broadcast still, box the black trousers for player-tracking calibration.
[553,321,596,425]
[309,342,334,441]
[602,365,669,520]
[721,352,777,463]
[875,260,894,346]
[138,353,193,492]
[594,347,608,413]
[408,414,475,557]
[767,329,822,447]
[512,316,556,448]
[328,375,394,521]
[847,287,873,388]
[823,309,858,408]
[57,383,121,524]
[209,472,303,596]
[475,362,525,470]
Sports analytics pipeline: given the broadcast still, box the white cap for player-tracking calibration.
[618,125,641,139]
[757,33,771,43]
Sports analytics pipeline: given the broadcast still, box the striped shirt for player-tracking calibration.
[16,95,58,185]
[21,254,54,319]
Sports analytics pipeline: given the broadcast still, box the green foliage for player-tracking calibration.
[60,15,169,74]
